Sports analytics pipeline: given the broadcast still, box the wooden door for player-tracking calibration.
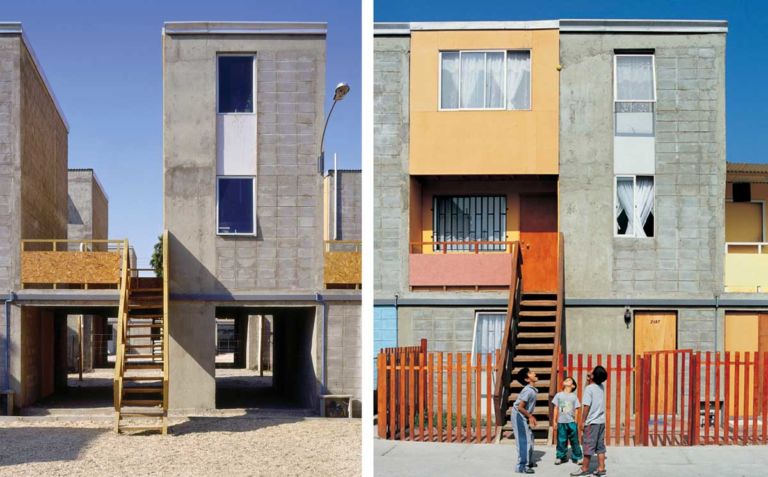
[519,195,558,292]
[635,311,677,416]
[724,312,767,416]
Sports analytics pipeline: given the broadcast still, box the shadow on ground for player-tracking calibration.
[0,427,106,467]
[170,409,312,436]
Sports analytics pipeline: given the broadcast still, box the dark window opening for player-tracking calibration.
[218,177,254,234]
[432,195,507,251]
[218,56,254,113]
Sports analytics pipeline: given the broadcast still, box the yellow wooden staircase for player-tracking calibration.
[114,231,169,434]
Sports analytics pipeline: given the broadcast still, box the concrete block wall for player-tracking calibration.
[164,34,325,295]
[374,37,410,298]
[560,33,726,301]
[398,306,506,353]
[327,170,361,241]
[325,301,361,415]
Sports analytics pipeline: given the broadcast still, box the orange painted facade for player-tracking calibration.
[409,29,560,176]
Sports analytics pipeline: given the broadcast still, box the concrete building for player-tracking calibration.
[0,23,70,410]
[373,19,737,438]
[163,22,361,414]
[65,169,109,372]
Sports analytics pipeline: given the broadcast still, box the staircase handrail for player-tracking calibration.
[113,239,130,412]
[548,233,565,441]
[493,241,522,425]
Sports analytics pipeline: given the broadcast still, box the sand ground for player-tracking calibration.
[0,413,361,476]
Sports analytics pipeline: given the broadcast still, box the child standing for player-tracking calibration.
[552,376,583,465]
[511,367,539,474]
[571,366,608,477]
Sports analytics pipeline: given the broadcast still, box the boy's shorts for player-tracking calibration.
[582,423,606,455]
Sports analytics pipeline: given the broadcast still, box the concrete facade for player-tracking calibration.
[325,170,361,241]
[0,25,69,409]
[163,23,360,414]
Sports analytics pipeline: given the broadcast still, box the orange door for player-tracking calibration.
[635,311,677,415]
[724,312,768,416]
[519,194,558,292]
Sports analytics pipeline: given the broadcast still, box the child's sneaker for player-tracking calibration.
[569,470,591,477]
[517,469,535,474]
[593,471,606,476]
[555,457,569,465]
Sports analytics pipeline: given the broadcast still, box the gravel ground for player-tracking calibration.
[0,414,361,476]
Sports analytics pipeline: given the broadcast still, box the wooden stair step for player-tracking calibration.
[126,334,162,339]
[512,355,552,362]
[121,399,162,407]
[520,300,557,307]
[128,304,162,310]
[124,387,162,394]
[516,343,554,350]
[501,421,550,431]
[126,344,162,349]
[125,354,162,359]
[127,323,163,328]
[510,380,551,388]
[122,376,163,381]
[125,364,163,370]
[511,367,551,374]
[131,288,163,292]
[517,321,555,328]
[119,410,165,417]
[519,310,557,317]
[517,332,555,339]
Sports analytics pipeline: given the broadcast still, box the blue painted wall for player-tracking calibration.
[373,306,397,388]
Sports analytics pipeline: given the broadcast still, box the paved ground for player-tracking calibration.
[375,439,768,476]
[0,413,360,476]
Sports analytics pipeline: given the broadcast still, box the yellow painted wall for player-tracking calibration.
[725,253,768,292]
[412,178,556,253]
[409,30,559,175]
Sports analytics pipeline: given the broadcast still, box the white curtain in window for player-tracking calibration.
[635,176,654,237]
[485,52,504,108]
[616,56,654,101]
[460,52,484,108]
[616,178,634,235]
[441,52,460,109]
[507,51,531,109]
[474,313,505,356]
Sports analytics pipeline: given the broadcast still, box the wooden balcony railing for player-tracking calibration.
[20,239,128,289]
[324,240,361,288]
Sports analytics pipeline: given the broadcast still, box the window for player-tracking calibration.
[440,50,530,110]
[218,56,254,113]
[472,312,506,356]
[217,177,255,235]
[433,196,507,251]
[615,176,654,238]
[614,54,655,136]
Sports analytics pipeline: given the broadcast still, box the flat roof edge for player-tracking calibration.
[0,24,69,132]
[163,21,327,36]
[374,19,728,35]
[559,19,728,33]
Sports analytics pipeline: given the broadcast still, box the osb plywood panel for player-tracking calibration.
[324,251,361,285]
[22,251,121,284]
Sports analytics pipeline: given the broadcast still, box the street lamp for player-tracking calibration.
[318,82,350,173]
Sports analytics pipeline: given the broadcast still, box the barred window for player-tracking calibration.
[432,196,507,251]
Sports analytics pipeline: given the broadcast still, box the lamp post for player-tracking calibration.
[318,82,350,174]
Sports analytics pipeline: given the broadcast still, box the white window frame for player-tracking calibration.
[613,54,656,103]
[438,49,532,112]
[614,175,656,239]
[216,176,257,236]
[471,310,507,363]
[216,54,257,115]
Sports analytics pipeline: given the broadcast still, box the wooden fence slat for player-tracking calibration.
[614,355,620,446]
[447,353,453,443]
[624,354,631,446]
[734,352,740,444]
[399,350,406,441]
[605,354,611,445]
[717,352,723,445]
[753,351,759,444]
[457,353,463,443]
[643,355,652,446]
[763,352,768,444]
[486,353,492,443]
[437,352,443,443]
[663,353,669,446]
[389,352,396,440]
[408,351,416,441]
[653,352,660,444]
[419,352,425,441]
[744,351,750,444]
[475,353,481,443]
[464,353,470,441]
[704,351,711,444]
[427,353,435,442]
[577,354,583,441]
[378,353,386,438]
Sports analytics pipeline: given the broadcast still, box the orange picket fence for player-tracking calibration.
[556,351,768,447]
[377,350,500,443]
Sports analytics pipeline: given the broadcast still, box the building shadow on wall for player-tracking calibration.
[0,426,105,467]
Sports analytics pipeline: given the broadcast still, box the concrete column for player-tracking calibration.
[169,301,216,410]
[245,314,260,370]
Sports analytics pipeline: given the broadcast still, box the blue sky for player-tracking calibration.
[5,0,360,266]
[376,0,767,165]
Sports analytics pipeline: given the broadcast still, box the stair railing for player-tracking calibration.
[493,241,523,426]
[113,239,131,418]
[548,232,565,442]
[161,229,169,433]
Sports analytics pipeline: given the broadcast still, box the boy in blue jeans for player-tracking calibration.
[511,367,538,474]
[552,376,583,465]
